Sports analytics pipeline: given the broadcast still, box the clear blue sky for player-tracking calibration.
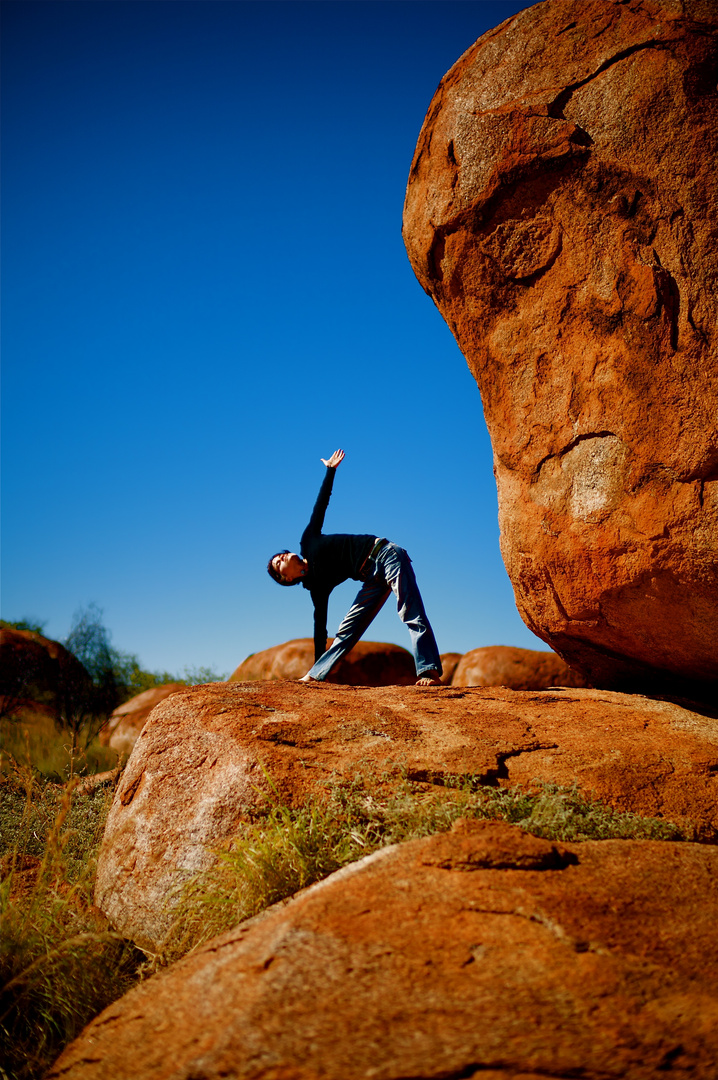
[1,0,544,677]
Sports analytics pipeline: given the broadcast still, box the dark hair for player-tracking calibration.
[267,550,301,586]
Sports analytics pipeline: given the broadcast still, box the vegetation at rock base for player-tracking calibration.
[0,767,145,1080]
[0,604,228,1080]
[159,771,688,964]
[0,743,690,1080]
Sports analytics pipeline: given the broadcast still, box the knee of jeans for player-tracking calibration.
[395,548,414,571]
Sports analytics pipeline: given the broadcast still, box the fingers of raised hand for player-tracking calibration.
[321,449,345,468]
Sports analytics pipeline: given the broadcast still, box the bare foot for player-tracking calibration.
[299,674,318,683]
[416,671,442,686]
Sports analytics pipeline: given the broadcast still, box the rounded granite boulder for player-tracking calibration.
[403,0,718,698]
[53,819,718,1079]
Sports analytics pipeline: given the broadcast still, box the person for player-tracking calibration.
[267,449,443,685]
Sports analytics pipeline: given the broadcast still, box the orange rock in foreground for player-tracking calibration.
[403,0,718,698]
[53,820,718,1079]
[94,681,718,951]
[230,637,416,685]
[453,645,590,690]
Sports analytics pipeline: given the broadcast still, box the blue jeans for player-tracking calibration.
[308,543,442,681]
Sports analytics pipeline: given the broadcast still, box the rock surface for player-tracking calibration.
[403,0,718,698]
[100,683,186,757]
[53,820,718,1079]
[230,638,416,685]
[0,627,91,716]
[94,680,718,951]
[439,650,463,683]
[453,645,591,689]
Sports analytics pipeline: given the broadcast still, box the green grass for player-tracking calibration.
[159,771,688,963]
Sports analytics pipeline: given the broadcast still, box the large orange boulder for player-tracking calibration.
[403,0,718,699]
[100,684,186,757]
[230,638,416,685]
[94,681,718,951]
[0,627,91,717]
[453,645,590,689]
[52,820,718,1080]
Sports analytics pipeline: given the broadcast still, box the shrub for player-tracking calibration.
[0,620,47,636]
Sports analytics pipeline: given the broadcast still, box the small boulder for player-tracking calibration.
[53,821,718,1079]
[101,684,186,757]
[439,651,463,684]
[230,638,416,685]
[452,645,591,689]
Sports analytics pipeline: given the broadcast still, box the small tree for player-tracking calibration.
[60,604,122,753]
[110,651,181,699]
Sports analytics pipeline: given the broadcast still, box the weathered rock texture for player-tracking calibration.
[0,627,91,716]
[94,681,718,951]
[53,820,718,1080]
[453,644,591,689]
[403,0,718,698]
[100,684,186,757]
[230,638,416,685]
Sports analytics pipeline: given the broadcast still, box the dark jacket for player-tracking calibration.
[300,467,375,661]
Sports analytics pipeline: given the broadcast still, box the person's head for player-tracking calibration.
[267,551,307,586]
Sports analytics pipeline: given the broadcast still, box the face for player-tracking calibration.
[273,552,306,583]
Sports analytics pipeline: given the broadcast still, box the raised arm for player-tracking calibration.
[303,449,345,540]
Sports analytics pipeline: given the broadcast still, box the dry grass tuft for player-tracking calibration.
[0,766,144,1080]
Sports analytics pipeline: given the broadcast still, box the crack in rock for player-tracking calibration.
[548,38,677,120]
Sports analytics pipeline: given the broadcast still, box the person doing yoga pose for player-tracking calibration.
[267,449,442,685]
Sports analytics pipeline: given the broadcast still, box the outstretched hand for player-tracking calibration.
[321,449,345,469]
